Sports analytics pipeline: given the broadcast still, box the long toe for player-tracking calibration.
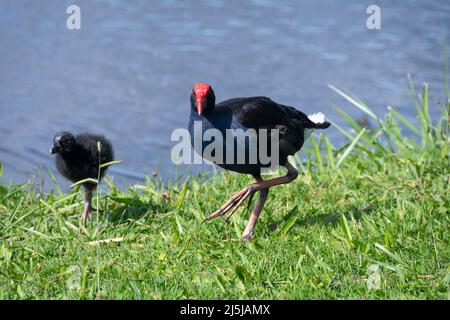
[224,187,254,222]
[204,186,253,222]
[242,230,254,241]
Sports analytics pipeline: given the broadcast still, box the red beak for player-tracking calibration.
[196,96,204,115]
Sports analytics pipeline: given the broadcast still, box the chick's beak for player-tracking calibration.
[50,144,59,154]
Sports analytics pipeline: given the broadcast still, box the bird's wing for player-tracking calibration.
[230,97,313,140]
[227,98,308,153]
[231,97,293,130]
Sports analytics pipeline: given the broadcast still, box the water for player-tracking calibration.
[0,0,449,189]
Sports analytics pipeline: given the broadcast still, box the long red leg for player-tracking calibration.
[241,162,298,239]
[225,175,263,222]
[242,188,269,240]
[204,162,298,239]
[249,162,298,192]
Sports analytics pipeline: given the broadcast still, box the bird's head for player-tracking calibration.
[50,131,75,155]
[190,83,215,115]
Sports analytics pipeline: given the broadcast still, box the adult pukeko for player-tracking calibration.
[50,132,114,224]
[189,83,330,240]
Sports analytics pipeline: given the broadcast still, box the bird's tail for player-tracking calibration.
[303,112,330,139]
[304,112,331,129]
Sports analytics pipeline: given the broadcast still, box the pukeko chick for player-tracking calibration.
[50,132,114,224]
[189,83,330,240]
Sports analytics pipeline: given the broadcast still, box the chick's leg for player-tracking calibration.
[81,188,93,224]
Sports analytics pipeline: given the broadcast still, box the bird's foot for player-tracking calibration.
[241,214,261,240]
[81,206,92,225]
[203,186,255,223]
[242,230,254,241]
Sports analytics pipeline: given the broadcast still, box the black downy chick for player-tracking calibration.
[50,132,114,223]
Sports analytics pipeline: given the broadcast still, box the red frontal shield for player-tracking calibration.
[193,83,210,115]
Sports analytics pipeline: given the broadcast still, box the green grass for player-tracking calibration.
[0,77,449,299]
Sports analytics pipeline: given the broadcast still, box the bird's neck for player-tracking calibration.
[58,149,76,160]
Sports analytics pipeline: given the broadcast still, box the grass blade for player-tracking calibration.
[330,101,363,131]
[328,84,378,120]
[374,243,404,265]
[175,178,189,210]
[70,178,98,188]
[99,160,123,168]
[336,128,366,168]
[388,106,421,136]
[309,136,324,172]
[407,74,421,111]
[48,170,63,196]
[340,213,353,245]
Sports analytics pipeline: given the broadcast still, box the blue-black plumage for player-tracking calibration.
[188,83,330,239]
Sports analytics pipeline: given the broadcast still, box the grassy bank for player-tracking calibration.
[0,78,449,299]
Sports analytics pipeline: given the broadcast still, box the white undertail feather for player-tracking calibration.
[305,112,326,139]
[308,112,326,124]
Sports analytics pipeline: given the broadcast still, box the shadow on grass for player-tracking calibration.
[296,204,373,228]
[268,204,374,232]
[106,195,166,224]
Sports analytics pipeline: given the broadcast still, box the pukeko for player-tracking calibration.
[50,132,114,224]
[189,83,330,240]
